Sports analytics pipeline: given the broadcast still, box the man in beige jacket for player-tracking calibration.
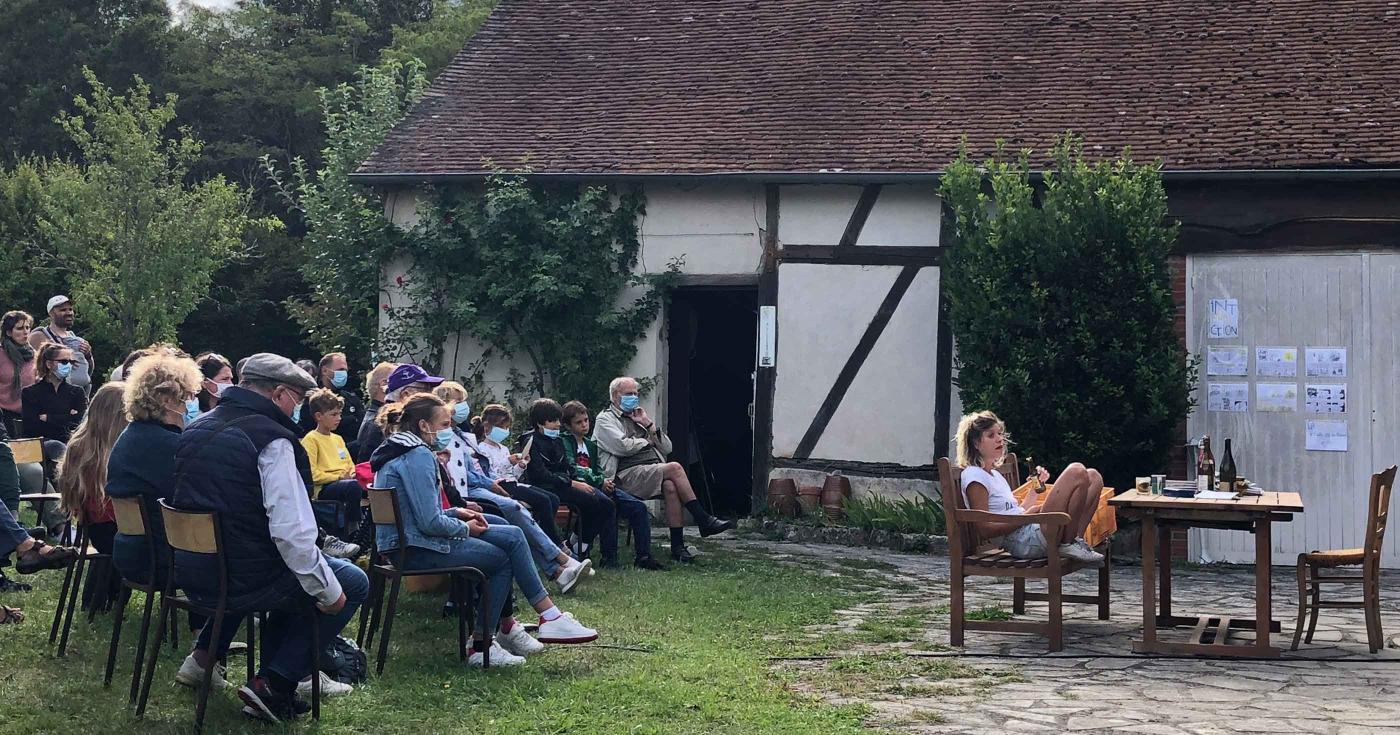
[592,376,733,563]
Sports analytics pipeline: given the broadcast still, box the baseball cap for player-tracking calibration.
[387,364,443,394]
[46,295,72,313]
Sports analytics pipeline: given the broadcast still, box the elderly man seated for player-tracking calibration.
[593,377,733,563]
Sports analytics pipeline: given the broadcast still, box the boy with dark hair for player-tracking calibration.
[561,400,664,570]
[520,399,617,565]
[299,388,361,559]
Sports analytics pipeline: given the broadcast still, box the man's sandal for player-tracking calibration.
[0,605,23,624]
[15,541,78,574]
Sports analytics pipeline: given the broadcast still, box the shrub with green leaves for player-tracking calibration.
[940,135,1197,489]
[842,493,946,535]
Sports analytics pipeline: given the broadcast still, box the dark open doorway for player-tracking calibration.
[667,286,758,517]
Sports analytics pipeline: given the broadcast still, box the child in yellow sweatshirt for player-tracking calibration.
[301,388,363,556]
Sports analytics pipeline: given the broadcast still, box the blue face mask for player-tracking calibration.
[55,363,73,380]
[453,402,471,425]
[619,394,640,412]
[184,398,201,423]
[433,428,455,450]
[330,369,348,388]
[291,404,302,423]
[542,427,561,439]
[488,426,510,444]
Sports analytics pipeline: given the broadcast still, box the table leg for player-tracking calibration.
[1255,517,1272,652]
[1158,522,1172,621]
[1140,514,1157,650]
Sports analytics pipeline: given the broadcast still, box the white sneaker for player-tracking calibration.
[536,611,598,644]
[556,558,591,594]
[175,653,234,690]
[322,536,360,560]
[497,623,545,657]
[468,641,526,667]
[297,671,353,698]
[1058,542,1104,566]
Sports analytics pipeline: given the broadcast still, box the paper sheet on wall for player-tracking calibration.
[1255,347,1297,377]
[1207,382,1249,412]
[1305,420,1348,452]
[1208,298,1239,338]
[1256,383,1298,413]
[1206,346,1248,376]
[1305,383,1347,414]
[1305,347,1347,377]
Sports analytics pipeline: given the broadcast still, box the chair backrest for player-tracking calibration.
[111,496,147,536]
[159,500,219,555]
[1364,466,1398,571]
[365,486,408,568]
[8,438,42,464]
[938,454,1025,557]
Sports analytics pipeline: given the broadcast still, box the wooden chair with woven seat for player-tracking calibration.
[357,486,491,674]
[136,500,321,732]
[1292,465,1397,654]
[938,455,1111,652]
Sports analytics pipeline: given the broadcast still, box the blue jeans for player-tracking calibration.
[0,499,28,558]
[612,488,653,562]
[193,558,369,684]
[399,517,549,632]
[465,486,564,577]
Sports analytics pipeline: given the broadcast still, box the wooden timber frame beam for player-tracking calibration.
[751,184,780,511]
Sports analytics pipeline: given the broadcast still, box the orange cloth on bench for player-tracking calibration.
[1013,482,1118,548]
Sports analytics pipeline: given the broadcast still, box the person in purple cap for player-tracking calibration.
[356,364,442,463]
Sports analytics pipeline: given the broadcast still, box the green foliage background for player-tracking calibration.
[940,136,1198,488]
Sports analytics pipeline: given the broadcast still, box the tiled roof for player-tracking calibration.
[357,0,1400,178]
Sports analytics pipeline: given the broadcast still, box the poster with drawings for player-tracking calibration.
[1208,298,1239,338]
[1254,347,1297,377]
[1256,383,1298,413]
[1305,347,1347,377]
[1207,383,1249,412]
[1206,346,1248,376]
[1305,384,1347,414]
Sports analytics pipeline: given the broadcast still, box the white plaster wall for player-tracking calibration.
[638,182,765,275]
[770,468,936,502]
[771,263,941,466]
[777,184,940,247]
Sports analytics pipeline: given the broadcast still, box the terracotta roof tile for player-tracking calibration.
[358,0,1400,177]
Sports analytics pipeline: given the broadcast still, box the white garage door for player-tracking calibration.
[1187,252,1399,568]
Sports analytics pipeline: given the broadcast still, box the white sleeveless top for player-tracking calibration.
[960,465,1023,516]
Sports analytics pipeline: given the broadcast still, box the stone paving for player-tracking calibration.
[715,534,1400,735]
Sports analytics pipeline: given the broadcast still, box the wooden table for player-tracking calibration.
[1109,488,1304,658]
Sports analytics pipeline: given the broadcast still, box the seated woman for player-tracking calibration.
[561,400,664,570]
[22,342,88,531]
[954,411,1104,565]
[519,399,618,565]
[107,353,221,688]
[369,394,599,666]
[56,381,129,611]
[432,383,589,593]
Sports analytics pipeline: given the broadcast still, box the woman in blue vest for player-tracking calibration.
[369,393,600,666]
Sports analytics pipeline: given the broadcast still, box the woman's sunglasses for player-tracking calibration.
[50,359,76,365]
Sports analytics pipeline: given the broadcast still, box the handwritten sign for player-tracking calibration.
[1305,420,1348,452]
[1208,298,1239,339]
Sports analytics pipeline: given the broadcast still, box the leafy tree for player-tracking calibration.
[383,177,678,410]
[38,69,275,355]
[266,60,429,363]
[0,0,174,163]
[940,136,1196,489]
[0,162,63,315]
[382,0,497,79]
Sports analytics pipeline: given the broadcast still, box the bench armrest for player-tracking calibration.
[956,509,1072,529]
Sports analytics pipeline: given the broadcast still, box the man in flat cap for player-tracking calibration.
[170,353,369,722]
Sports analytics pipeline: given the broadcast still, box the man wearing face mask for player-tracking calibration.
[296,352,364,455]
[29,295,94,397]
[593,376,734,564]
[171,353,369,721]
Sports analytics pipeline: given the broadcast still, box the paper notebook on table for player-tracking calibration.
[1195,490,1238,500]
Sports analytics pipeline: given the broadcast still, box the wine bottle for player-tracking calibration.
[1196,435,1215,495]
[1218,438,1237,492]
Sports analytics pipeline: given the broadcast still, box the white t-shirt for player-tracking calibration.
[476,439,522,481]
[960,465,1023,515]
[441,431,477,492]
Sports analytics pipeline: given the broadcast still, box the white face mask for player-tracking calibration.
[215,382,234,397]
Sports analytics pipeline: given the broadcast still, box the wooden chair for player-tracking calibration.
[136,500,320,731]
[938,455,1111,652]
[358,486,491,673]
[1292,465,1397,654]
[13,438,61,529]
[104,497,176,704]
[48,519,111,657]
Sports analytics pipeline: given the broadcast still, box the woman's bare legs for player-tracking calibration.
[1040,463,1100,544]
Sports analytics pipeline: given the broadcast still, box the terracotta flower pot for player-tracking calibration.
[797,485,822,515]
[766,478,799,517]
[820,485,846,522]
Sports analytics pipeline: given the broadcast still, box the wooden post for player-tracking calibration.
[1255,516,1272,652]
[750,184,780,513]
[1139,514,1158,651]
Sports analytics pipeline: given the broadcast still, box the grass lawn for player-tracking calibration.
[0,537,874,734]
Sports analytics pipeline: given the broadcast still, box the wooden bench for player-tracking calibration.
[938,454,1111,652]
